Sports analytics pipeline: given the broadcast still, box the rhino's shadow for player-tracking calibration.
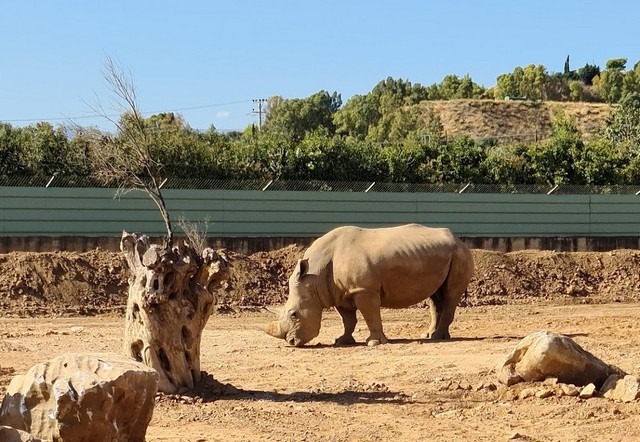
[302,337,488,348]
[387,336,526,344]
[388,337,484,344]
[294,336,528,347]
[308,336,518,346]
[390,332,589,344]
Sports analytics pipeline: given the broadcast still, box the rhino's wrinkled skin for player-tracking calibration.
[265,224,474,347]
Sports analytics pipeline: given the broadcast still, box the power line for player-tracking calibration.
[252,98,267,129]
[2,99,253,123]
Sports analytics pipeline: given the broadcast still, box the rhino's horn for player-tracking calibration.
[264,321,286,339]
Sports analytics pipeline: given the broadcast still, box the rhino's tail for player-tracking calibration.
[430,243,474,338]
[444,241,474,304]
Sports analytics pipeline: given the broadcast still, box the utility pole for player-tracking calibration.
[252,98,267,129]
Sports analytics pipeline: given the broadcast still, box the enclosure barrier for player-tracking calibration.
[1,179,640,253]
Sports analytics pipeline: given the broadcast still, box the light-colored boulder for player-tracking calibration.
[535,388,554,399]
[0,352,158,442]
[0,426,43,442]
[600,374,640,402]
[559,383,580,397]
[497,330,622,387]
[579,383,597,399]
[518,388,536,399]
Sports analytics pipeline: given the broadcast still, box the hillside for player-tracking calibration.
[419,99,613,142]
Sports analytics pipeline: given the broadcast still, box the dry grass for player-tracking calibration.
[418,99,613,142]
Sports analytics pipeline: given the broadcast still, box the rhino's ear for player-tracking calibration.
[293,259,309,281]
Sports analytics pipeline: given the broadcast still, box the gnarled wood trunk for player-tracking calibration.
[120,231,229,393]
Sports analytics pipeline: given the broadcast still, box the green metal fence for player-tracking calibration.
[1,186,639,237]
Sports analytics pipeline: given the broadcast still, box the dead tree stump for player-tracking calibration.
[120,231,229,393]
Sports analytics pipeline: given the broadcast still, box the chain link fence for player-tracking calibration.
[1,175,640,195]
[0,175,118,188]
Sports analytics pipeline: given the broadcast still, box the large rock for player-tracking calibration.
[0,426,42,442]
[496,330,622,388]
[0,352,158,442]
[600,374,640,402]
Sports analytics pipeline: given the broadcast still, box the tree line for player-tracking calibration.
[2,57,640,186]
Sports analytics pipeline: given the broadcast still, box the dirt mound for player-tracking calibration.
[0,249,128,316]
[1,245,640,317]
[420,99,612,141]
[214,244,304,307]
[468,249,640,306]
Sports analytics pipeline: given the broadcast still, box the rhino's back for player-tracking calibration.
[308,224,467,308]
[328,223,459,257]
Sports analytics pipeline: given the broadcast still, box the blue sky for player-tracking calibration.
[2,0,639,132]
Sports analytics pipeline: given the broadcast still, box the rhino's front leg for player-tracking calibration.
[353,291,388,346]
[334,306,357,346]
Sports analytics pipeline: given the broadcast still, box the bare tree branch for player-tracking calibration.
[84,56,174,246]
[178,216,210,254]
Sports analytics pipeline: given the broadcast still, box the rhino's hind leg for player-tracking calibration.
[353,291,388,346]
[430,304,454,340]
[422,290,445,340]
[431,270,471,339]
[334,306,357,346]
[426,287,457,340]
[423,243,474,340]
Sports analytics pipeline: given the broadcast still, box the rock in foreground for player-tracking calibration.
[496,330,622,388]
[0,426,42,442]
[600,374,640,402]
[0,352,158,442]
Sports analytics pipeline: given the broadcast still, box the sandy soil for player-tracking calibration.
[1,303,640,441]
[2,247,640,441]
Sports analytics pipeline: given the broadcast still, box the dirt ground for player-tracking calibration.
[2,246,640,441]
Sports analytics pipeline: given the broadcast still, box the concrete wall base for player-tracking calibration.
[1,236,640,254]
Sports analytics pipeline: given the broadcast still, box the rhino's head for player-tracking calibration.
[264,259,322,347]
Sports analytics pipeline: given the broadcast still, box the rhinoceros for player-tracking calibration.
[264,223,474,347]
